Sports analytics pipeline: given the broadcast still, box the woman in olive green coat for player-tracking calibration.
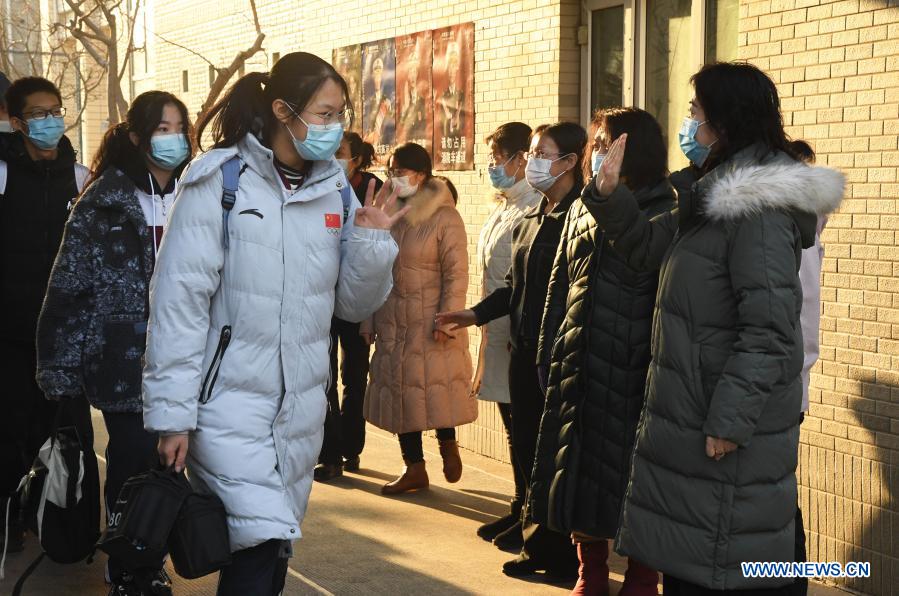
[584,63,845,592]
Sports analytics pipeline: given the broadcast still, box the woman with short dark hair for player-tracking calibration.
[437,122,587,580]
[584,62,845,593]
[529,107,674,596]
[364,142,475,495]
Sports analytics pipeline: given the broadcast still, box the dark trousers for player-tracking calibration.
[497,402,524,508]
[663,575,795,595]
[1,340,58,534]
[398,428,455,463]
[319,317,370,465]
[102,411,160,579]
[509,348,577,570]
[217,539,289,596]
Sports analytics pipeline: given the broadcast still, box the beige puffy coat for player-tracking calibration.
[364,177,476,433]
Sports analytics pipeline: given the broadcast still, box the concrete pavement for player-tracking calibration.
[1,410,853,595]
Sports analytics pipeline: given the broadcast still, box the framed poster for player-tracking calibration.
[332,45,363,133]
[395,31,433,153]
[432,23,474,170]
[361,38,397,162]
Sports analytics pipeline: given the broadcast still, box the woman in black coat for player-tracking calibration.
[530,108,674,596]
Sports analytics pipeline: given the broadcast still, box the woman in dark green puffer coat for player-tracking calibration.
[530,107,674,596]
[583,63,845,593]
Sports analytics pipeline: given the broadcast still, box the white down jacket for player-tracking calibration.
[474,179,541,403]
[142,134,398,552]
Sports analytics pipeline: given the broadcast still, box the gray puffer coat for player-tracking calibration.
[582,145,844,589]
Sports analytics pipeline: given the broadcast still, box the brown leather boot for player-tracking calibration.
[439,439,463,483]
[381,461,429,495]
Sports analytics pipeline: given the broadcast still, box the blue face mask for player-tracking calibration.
[149,133,190,170]
[591,151,606,176]
[488,154,519,189]
[678,117,713,166]
[25,116,65,150]
[284,108,343,161]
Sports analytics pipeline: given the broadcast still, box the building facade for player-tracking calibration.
[111,0,899,591]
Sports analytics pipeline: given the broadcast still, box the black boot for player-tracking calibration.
[313,462,343,482]
[503,553,579,581]
[493,520,524,551]
[477,501,522,542]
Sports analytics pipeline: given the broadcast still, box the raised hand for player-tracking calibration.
[596,133,628,197]
[353,178,411,230]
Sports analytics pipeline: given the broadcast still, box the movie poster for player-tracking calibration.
[361,38,396,162]
[395,31,433,153]
[432,23,474,170]
[332,45,363,133]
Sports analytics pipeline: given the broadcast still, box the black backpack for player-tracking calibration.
[10,397,100,595]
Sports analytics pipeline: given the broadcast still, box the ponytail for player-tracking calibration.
[343,131,377,171]
[196,72,270,151]
[358,141,376,171]
[196,52,352,151]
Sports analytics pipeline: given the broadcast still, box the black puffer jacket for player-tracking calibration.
[0,133,85,345]
[36,164,177,412]
[529,180,675,538]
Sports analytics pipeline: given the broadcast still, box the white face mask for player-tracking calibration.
[336,159,351,176]
[525,155,569,192]
[0,120,11,133]
[390,175,418,198]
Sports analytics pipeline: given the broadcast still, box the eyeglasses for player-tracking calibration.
[286,101,353,127]
[526,150,562,160]
[387,168,412,178]
[24,106,66,120]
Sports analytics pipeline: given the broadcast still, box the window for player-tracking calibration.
[582,0,737,170]
[644,0,693,169]
[705,0,739,63]
[182,70,189,92]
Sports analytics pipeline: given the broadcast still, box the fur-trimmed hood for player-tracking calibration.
[397,176,456,226]
[703,154,845,222]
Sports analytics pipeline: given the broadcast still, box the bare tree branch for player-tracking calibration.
[197,0,266,122]
[61,0,109,42]
[117,0,142,82]
[153,31,217,69]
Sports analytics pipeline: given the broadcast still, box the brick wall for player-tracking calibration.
[742,0,899,591]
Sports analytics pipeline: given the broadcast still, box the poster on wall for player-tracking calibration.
[395,31,433,153]
[431,23,474,170]
[332,45,363,133]
[361,38,397,162]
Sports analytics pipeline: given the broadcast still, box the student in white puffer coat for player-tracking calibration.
[142,52,407,595]
[474,122,541,547]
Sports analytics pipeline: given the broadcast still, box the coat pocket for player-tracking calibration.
[83,315,147,405]
[199,326,232,404]
[698,344,731,400]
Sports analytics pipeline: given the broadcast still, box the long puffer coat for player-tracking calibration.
[474,179,541,403]
[142,134,398,552]
[529,180,675,539]
[582,145,844,589]
[364,177,476,433]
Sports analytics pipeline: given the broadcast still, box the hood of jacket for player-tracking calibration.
[179,133,344,203]
[0,131,77,174]
[701,146,845,245]
[399,176,456,226]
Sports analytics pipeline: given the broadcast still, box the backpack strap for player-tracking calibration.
[10,553,44,595]
[339,182,353,224]
[220,156,242,249]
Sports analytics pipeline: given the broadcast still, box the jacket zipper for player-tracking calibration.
[200,326,232,404]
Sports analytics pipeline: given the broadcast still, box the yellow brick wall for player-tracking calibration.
[149,0,581,463]
[743,0,899,592]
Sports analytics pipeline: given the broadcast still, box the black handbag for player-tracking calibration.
[96,469,192,570]
[167,490,231,579]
